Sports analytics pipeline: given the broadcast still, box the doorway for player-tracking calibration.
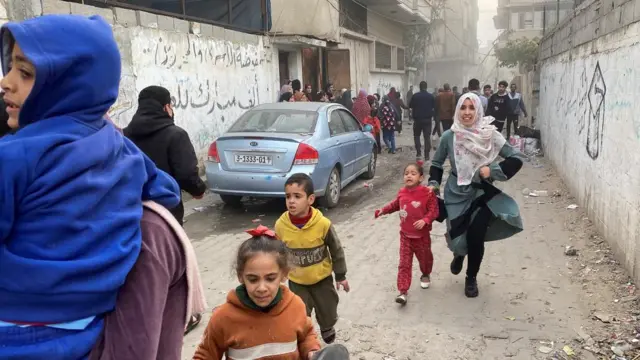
[278,51,290,86]
[323,49,351,91]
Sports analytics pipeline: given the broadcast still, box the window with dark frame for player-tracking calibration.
[396,47,405,71]
[340,0,367,35]
[62,0,270,33]
[375,41,392,70]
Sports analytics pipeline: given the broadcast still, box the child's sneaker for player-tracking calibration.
[321,327,336,344]
[395,293,407,305]
[420,275,431,289]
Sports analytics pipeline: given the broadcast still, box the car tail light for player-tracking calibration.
[208,141,220,162]
[294,143,319,165]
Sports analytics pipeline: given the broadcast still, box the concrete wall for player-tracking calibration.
[538,0,640,280]
[367,11,405,46]
[338,33,372,92]
[370,72,404,97]
[0,1,8,27]
[270,0,340,42]
[7,0,279,160]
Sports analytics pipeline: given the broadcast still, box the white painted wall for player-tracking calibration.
[538,21,640,278]
[270,0,340,42]
[0,1,8,27]
[367,11,404,46]
[15,1,281,161]
[108,27,278,158]
[369,72,404,97]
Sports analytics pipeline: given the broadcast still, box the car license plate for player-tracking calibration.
[234,154,273,165]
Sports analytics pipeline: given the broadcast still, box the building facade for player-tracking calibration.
[493,0,574,44]
[1,0,430,160]
[425,0,479,90]
[270,0,431,98]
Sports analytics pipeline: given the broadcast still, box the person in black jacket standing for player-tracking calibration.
[124,86,206,225]
[409,81,436,161]
[486,80,511,134]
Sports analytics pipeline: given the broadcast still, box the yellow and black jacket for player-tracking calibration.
[275,208,347,285]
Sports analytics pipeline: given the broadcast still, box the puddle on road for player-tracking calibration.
[184,150,414,242]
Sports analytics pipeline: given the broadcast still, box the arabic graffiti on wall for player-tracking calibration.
[109,27,277,155]
[369,73,403,98]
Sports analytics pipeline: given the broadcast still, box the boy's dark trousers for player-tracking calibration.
[506,114,519,139]
[288,275,339,332]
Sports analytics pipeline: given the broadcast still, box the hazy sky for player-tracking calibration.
[477,0,499,47]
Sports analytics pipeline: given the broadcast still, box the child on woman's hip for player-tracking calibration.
[374,163,439,305]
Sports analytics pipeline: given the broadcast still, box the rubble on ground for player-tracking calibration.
[561,201,640,360]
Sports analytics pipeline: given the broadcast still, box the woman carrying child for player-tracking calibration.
[0,14,181,358]
[194,225,349,360]
[428,93,524,298]
[374,163,439,305]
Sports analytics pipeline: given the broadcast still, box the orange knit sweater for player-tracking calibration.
[193,286,321,360]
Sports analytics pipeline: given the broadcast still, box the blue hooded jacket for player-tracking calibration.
[0,14,181,328]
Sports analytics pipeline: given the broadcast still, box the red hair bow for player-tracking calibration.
[245,225,277,239]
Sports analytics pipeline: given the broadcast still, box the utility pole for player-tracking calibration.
[556,0,560,25]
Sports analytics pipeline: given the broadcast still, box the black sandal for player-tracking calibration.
[184,313,202,335]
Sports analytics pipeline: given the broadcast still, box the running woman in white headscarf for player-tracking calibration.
[427,92,525,298]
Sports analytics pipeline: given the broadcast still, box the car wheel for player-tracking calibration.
[320,167,341,208]
[362,148,377,180]
[220,194,242,206]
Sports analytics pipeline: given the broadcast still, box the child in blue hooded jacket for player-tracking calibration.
[0,15,181,359]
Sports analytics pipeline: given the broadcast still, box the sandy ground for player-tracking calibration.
[180,131,640,359]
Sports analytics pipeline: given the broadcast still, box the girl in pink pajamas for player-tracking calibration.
[375,163,439,305]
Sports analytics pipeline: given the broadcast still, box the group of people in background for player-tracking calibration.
[275,77,527,165]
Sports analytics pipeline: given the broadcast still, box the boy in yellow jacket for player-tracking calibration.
[275,173,350,344]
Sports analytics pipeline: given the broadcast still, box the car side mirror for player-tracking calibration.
[362,124,373,132]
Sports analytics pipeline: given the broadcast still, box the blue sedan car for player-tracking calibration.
[205,102,377,207]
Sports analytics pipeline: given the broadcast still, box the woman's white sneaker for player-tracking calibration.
[420,275,431,289]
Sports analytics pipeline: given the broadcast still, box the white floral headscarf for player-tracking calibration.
[451,93,506,186]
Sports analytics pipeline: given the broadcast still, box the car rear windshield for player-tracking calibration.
[228,109,317,134]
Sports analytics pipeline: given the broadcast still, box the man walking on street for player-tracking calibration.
[453,86,461,103]
[124,86,207,225]
[434,83,456,135]
[486,80,511,134]
[468,78,488,112]
[483,84,493,98]
[406,86,414,126]
[507,83,528,139]
[409,81,435,161]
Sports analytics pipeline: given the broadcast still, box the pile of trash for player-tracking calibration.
[510,125,542,157]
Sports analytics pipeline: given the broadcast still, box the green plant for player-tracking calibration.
[494,37,540,70]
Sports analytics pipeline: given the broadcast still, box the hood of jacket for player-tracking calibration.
[124,98,175,138]
[0,15,181,326]
[277,207,324,232]
[1,15,120,128]
[227,285,294,316]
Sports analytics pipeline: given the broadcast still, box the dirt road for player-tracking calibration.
[180,132,640,359]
